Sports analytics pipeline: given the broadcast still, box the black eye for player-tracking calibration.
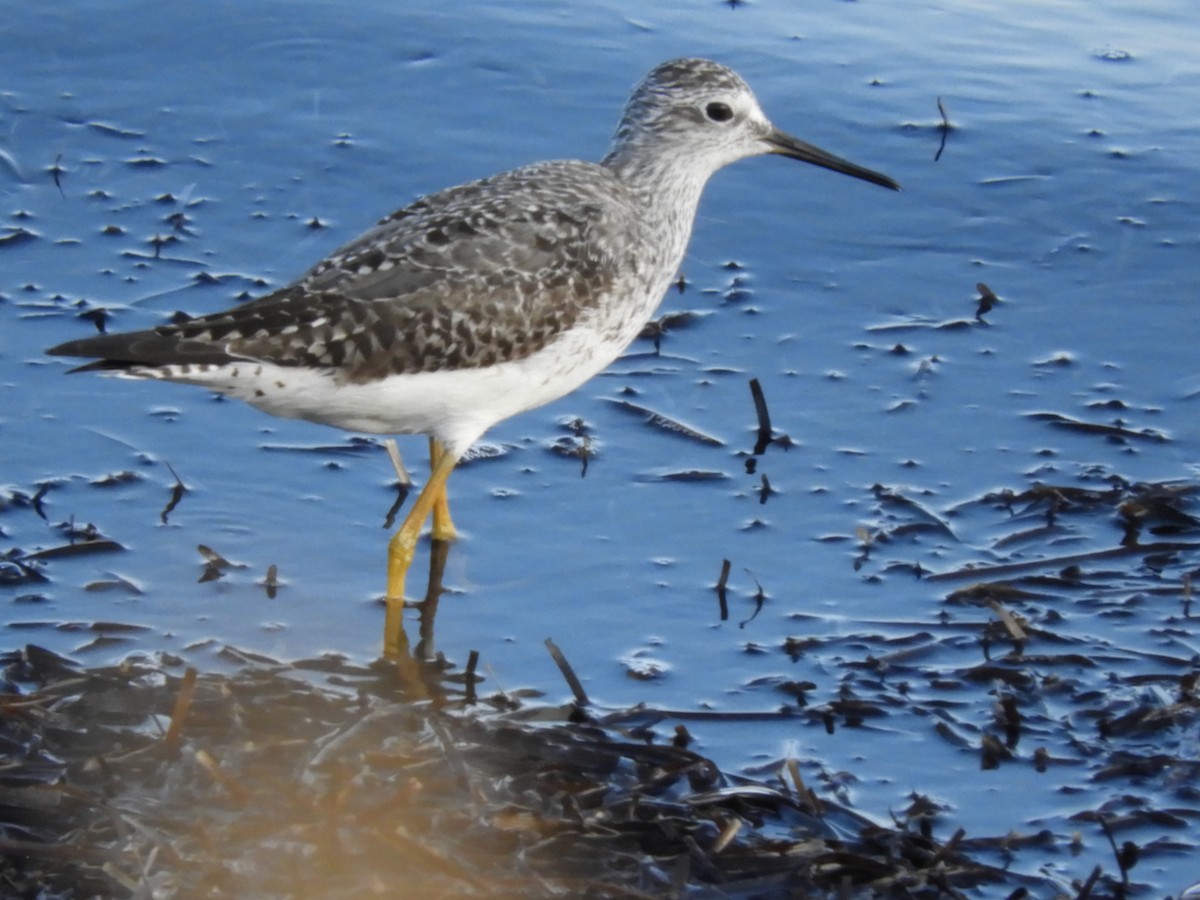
[705,102,734,123]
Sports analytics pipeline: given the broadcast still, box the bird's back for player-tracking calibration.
[50,159,657,382]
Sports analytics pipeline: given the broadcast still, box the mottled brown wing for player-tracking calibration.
[50,161,633,379]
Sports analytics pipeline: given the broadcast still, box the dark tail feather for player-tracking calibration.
[46,329,237,370]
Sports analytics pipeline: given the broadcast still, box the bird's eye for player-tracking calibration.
[705,102,734,123]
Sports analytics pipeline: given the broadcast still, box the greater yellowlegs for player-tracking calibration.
[48,58,898,654]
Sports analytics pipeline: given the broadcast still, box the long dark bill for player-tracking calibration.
[766,127,900,191]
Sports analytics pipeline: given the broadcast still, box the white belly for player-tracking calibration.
[130,312,636,459]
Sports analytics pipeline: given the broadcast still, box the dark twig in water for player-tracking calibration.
[639,309,701,353]
[979,732,1008,770]
[715,558,731,621]
[1099,816,1139,887]
[25,539,122,562]
[568,417,593,477]
[78,307,111,334]
[999,695,1021,749]
[464,649,480,704]
[196,544,245,583]
[27,483,50,522]
[739,569,766,628]
[927,539,1200,582]
[975,282,998,320]
[544,638,589,706]
[1028,411,1168,444]
[930,828,967,866]
[160,461,187,524]
[50,154,65,198]
[1075,865,1103,900]
[383,484,409,530]
[749,378,772,455]
[263,564,279,599]
[758,473,774,505]
[935,97,951,161]
[606,398,724,446]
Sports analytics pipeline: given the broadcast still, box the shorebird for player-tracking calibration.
[48,58,898,655]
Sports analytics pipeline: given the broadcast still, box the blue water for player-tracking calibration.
[3,1,1199,894]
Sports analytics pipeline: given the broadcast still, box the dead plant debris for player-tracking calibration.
[1,646,1052,899]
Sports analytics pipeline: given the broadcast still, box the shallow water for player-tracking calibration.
[4,1,1200,895]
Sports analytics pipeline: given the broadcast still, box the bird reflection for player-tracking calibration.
[383,536,454,693]
[413,537,452,662]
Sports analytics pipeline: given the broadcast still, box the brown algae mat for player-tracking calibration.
[0,645,1054,900]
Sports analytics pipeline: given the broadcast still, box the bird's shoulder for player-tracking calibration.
[178,161,647,377]
[49,162,651,377]
[296,159,642,302]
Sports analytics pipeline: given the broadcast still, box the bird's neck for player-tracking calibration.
[601,145,713,267]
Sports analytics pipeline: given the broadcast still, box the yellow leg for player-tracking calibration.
[428,438,459,542]
[383,446,459,659]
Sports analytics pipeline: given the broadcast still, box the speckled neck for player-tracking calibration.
[601,142,712,274]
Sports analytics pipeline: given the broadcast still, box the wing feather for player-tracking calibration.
[49,161,637,380]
